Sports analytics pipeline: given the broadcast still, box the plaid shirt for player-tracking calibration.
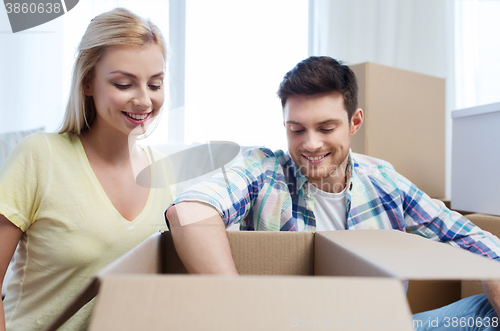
[174,148,500,260]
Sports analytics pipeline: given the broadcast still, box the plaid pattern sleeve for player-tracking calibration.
[173,148,304,231]
[398,175,500,260]
[348,153,500,261]
[172,148,500,260]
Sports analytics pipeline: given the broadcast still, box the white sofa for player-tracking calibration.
[1,127,43,297]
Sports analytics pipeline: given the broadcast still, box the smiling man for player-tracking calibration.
[166,56,500,329]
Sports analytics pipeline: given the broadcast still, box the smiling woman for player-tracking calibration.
[0,8,173,331]
[83,44,165,138]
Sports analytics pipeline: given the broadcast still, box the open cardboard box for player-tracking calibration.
[47,230,500,331]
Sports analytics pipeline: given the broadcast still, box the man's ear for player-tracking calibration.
[350,108,364,136]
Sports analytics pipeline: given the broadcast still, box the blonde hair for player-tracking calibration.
[59,8,167,135]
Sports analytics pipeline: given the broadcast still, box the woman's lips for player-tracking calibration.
[122,111,152,125]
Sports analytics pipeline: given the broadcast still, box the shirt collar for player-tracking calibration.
[287,157,308,192]
[346,150,354,191]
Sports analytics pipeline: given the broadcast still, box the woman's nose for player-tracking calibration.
[132,87,152,109]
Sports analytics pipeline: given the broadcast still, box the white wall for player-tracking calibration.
[310,0,455,199]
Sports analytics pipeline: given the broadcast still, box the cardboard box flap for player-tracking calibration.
[45,278,100,331]
[315,230,500,280]
[97,231,162,276]
[315,231,397,277]
[45,232,163,331]
[88,275,414,331]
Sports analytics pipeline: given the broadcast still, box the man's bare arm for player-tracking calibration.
[482,281,500,317]
[166,202,239,275]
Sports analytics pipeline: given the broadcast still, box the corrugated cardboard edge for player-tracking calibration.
[44,232,162,331]
[315,229,500,281]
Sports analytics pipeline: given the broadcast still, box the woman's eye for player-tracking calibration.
[149,84,162,91]
[321,128,334,133]
[114,83,132,90]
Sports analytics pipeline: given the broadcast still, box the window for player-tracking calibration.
[455,0,500,109]
[183,0,308,150]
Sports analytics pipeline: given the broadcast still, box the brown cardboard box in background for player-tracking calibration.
[48,230,500,331]
[349,62,446,199]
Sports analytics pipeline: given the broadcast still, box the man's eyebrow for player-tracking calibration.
[286,119,341,125]
[109,71,164,79]
[318,119,341,125]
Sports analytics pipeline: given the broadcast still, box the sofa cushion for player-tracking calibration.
[0,127,44,168]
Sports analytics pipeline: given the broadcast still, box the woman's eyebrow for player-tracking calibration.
[109,71,164,78]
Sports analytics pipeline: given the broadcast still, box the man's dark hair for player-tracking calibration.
[277,56,358,122]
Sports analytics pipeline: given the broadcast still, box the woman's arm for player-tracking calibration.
[0,214,23,331]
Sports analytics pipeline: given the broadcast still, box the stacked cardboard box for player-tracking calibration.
[349,62,446,199]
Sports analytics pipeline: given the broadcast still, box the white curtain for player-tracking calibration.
[455,0,500,109]
[0,11,64,133]
[310,0,455,198]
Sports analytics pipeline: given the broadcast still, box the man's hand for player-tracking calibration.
[482,281,500,317]
[166,202,239,275]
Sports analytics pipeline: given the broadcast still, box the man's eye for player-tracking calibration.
[289,125,304,133]
[114,83,132,90]
[321,128,334,133]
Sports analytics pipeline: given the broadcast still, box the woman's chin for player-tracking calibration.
[128,123,150,137]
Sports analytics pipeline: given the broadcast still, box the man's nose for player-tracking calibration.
[303,133,323,151]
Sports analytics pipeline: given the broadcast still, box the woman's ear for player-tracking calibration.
[83,76,93,96]
[84,83,93,96]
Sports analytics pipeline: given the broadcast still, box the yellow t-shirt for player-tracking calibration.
[0,132,173,330]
